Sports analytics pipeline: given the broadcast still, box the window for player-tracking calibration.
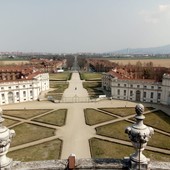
[143,92,146,98]
[144,85,147,89]
[158,86,161,90]
[117,89,120,95]
[124,84,126,87]
[158,93,161,99]
[8,86,11,89]
[130,84,133,88]
[118,84,120,87]
[130,90,133,96]
[30,84,32,87]
[151,86,154,89]
[1,87,4,90]
[23,85,25,88]
[124,90,126,96]
[150,92,154,98]
[16,86,19,89]
[23,91,26,97]
[16,92,19,98]
[30,90,33,96]
[137,85,140,88]
[1,94,5,100]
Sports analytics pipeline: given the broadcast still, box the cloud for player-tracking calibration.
[159,5,168,12]
[140,4,170,24]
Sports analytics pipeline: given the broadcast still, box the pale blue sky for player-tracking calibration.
[0,0,170,53]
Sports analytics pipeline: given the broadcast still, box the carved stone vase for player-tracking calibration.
[125,104,154,170]
[0,108,15,169]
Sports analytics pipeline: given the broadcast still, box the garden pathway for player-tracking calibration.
[59,72,94,159]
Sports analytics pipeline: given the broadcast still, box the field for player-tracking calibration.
[110,59,170,67]
[0,60,29,65]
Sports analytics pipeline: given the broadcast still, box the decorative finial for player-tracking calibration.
[0,107,15,169]
[0,107,4,124]
[125,104,154,170]
[135,104,145,120]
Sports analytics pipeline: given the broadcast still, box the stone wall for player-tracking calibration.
[12,158,170,170]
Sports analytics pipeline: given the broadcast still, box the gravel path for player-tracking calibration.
[59,72,94,158]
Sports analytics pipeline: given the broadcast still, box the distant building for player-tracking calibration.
[0,66,49,105]
[102,70,170,105]
[30,58,67,73]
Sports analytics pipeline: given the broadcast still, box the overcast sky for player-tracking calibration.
[0,0,170,53]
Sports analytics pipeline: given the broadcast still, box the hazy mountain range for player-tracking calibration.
[114,44,170,55]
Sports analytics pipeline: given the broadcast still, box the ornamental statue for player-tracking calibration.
[0,108,15,169]
[125,104,154,170]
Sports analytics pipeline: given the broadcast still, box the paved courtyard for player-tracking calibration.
[2,72,170,159]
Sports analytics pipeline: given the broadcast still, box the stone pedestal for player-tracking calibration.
[0,108,15,169]
[129,158,149,170]
[125,104,154,170]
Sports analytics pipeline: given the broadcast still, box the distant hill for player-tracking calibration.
[114,44,170,54]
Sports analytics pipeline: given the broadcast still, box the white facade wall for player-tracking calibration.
[161,74,170,105]
[102,73,112,91]
[108,77,163,104]
[0,73,49,105]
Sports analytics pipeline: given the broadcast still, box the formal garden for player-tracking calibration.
[79,72,102,81]
[3,109,67,161]
[84,107,170,161]
[45,72,72,100]
[79,72,104,98]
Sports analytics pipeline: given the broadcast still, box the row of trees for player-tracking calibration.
[123,61,169,82]
[77,56,170,82]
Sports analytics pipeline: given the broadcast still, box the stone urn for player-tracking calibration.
[125,104,154,169]
[0,108,15,169]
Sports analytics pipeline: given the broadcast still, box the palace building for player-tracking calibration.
[102,70,170,105]
[0,66,49,105]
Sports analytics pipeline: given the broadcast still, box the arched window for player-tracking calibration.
[136,90,141,101]
[8,92,14,103]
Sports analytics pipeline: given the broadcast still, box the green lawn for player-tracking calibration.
[80,72,102,81]
[90,137,133,158]
[83,82,104,97]
[99,107,154,117]
[3,109,51,119]
[96,120,170,150]
[89,138,170,162]
[99,108,135,117]
[147,132,170,149]
[48,82,69,100]
[96,121,130,141]
[144,110,170,133]
[8,139,62,161]
[49,82,69,93]
[84,108,116,125]
[33,109,67,126]
[3,118,19,127]
[11,123,56,147]
[49,72,72,81]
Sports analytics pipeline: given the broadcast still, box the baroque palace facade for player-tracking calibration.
[0,66,49,105]
[102,70,170,105]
